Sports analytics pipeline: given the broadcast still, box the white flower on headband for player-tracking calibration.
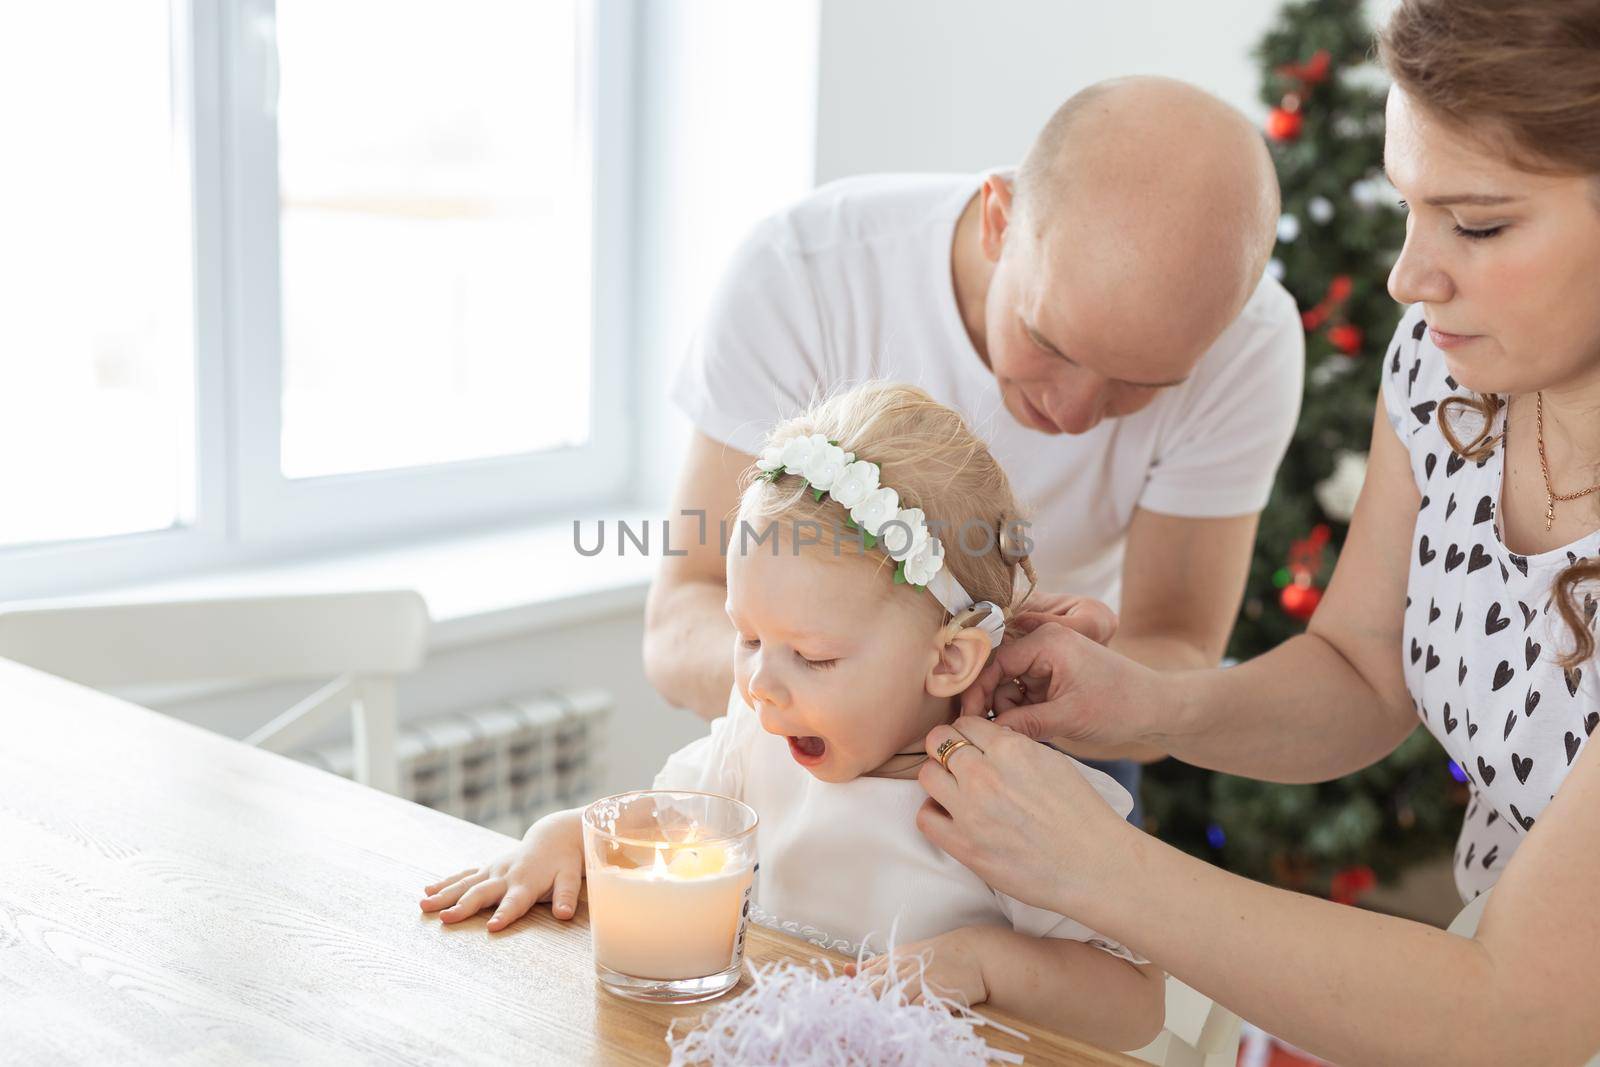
[755,432,981,598]
[829,460,879,509]
[800,440,851,492]
[903,537,944,586]
[882,506,930,561]
[850,486,900,537]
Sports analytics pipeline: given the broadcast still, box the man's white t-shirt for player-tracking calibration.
[671,172,1305,609]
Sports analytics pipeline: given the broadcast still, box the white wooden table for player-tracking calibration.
[0,657,1136,1065]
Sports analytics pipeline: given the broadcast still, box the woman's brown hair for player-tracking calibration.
[1379,0,1600,667]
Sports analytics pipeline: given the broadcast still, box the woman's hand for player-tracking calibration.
[917,717,1133,912]
[959,620,1170,749]
[419,808,584,931]
[1009,591,1120,645]
[845,927,989,1010]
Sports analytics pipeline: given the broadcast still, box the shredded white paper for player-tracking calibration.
[664,946,1028,1066]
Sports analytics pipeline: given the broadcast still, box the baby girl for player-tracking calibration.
[420,382,1163,1049]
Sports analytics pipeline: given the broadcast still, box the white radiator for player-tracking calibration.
[293,688,611,837]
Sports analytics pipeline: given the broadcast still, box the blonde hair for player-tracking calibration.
[735,382,1038,633]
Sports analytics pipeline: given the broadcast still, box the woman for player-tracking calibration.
[917,2,1600,1062]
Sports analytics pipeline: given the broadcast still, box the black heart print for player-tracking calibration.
[1429,599,1441,623]
[1458,658,1468,685]
[1509,554,1529,577]
[1512,752,1533,784]
[1455,606,1464,633]
[1464,842,1477,868]
[1566,667,1583,697]
[1499,561,1510,583]
[1445,494,1456,519]
[1392,346,1402,373]
[1414,400,1437,425]
[1524,687,1541,716]
[1443,703,1459,733]
[1419,535,1437,566]
[1493,661,1515,691]
[1445,374,1459,390]
[1419,495,1431,512]
[1566,732,1582,765]
[1478,756,1496,785]
[1482,844,1499,869]
[1445,544,1466,572]
[1446,452,1466,477]
[1466,707,1478,739]
[1510,804,1534,832]
[1586,712,1598,737]
[1425,646,1441,673]
[1502,709,1517,741]
[1474,496,1493,525]
[1411,638,1423,665]
[1485,809,1499,826]
[1413,318,1427,341]
[1485,603,1510,635]
[1519,601,1536,629]
[1424,453,1438,480]
[1409,358,1423,393]
[1467,545,1492,574]
[1525,638,1542,670]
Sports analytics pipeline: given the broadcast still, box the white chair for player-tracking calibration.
[0,591,429,793]
[1131,976,1243,1067]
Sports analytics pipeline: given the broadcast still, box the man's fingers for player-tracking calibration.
[991,704,1052,740]
[549,868,582,919]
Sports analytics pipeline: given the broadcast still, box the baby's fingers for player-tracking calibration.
[486,885,536,932]
[548,868,582,920]
[423,868,476,896]
[440,877,505,923]
[420,870,488,912]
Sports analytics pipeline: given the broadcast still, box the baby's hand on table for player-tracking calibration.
[846,927,989,1010]
[419,808,584,931]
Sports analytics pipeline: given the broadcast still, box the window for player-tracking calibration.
[0,3,196,548]
[0,0,633,597]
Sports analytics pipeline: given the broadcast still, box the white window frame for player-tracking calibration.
[1,0,636,600]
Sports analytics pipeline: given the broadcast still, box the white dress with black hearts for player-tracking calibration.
[1385,304,1600,903]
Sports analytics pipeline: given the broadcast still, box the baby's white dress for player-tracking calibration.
[653,687,1145,964]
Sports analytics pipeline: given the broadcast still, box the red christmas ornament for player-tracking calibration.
[1266,106,1303,143]
[1277,49,1332,89]
[1301,275,1354,331]
[1279,581,1322,621]
[1328,323,1364,357]
[1330,864,1377,905]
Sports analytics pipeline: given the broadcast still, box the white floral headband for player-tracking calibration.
[755,433,1007,649]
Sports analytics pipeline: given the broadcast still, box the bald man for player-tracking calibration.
[645,77,1302,809]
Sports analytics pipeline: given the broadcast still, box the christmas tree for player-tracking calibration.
[1140,0,1467,895]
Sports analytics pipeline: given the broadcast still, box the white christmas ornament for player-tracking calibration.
[1314,450,1369,523]
[1307,197,1335,224]
[1276,214,1301,243]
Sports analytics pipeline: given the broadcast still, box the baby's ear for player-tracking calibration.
[925,627,992,698]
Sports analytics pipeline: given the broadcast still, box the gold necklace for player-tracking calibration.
[1536,391,1600,530]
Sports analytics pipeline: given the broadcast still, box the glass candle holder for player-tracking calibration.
[582,789,758,1003]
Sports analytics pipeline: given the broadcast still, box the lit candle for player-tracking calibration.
[582,791,758,1003]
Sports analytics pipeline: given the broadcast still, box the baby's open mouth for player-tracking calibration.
[787,735,827,765]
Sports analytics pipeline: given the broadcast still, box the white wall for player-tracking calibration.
[631,0,820,501]
[814,0,1283,183]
